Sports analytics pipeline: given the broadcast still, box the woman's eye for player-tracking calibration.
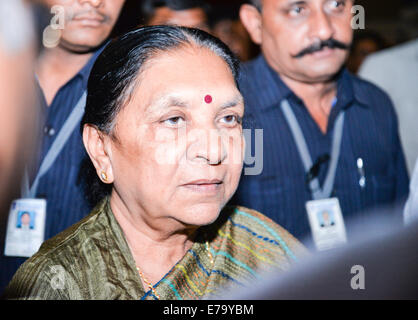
[163,116,185,126]
[220,115,241,126]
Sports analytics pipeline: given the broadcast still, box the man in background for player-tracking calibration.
[0,0,37,233]
[140,0,210,32]
[346,30,386,74]
[209,3,256,62]
[232,0,409,245]
[0,0,125,293]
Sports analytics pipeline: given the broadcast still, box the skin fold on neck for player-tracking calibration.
[279,72,338,134]
[109,189,197,286]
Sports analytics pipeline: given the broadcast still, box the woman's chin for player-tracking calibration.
[179,202,224,227]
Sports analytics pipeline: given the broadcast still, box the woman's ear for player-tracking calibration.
[240,4,263,45]
[82,124,114,184]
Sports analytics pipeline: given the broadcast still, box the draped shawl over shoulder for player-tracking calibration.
[4,198,306,300]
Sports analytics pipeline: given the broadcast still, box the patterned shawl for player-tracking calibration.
[5,198,306,300]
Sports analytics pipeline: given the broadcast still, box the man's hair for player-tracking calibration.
[352,30,387,52]
[141,0,210,24]
[249,0,262,11]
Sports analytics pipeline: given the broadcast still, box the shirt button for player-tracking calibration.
[44,126,55,137]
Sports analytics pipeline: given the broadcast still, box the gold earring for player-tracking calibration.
[100,171,108,182]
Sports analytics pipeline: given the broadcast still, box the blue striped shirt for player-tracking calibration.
[0,48,103,293]
[231,55,409,243]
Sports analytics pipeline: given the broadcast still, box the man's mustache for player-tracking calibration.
[71,9,110,23]
[292,39,351,59]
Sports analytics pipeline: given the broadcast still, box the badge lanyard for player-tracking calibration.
[280,99,345,200]
[22,91,87,199]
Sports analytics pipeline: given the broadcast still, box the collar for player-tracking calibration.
[250,54,369,111]
[77,44,106,88]
[243,54,293,111]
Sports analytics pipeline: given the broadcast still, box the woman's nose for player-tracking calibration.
[186,128,227,165]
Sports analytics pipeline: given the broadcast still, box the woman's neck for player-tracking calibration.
[109,191,196,285]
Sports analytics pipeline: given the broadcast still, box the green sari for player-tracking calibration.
[5,198,306,300]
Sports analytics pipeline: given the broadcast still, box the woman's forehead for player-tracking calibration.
[145,91,243,112]
[141,46,234,85]
[131,48,240,111]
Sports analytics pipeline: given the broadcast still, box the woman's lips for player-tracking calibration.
[181,180,223,194]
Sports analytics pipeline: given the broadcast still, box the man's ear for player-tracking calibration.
[82,124,114,184]
[240,4,263,45]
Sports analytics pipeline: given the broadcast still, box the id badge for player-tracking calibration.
[306,197,347,251]
[4,199,46,258]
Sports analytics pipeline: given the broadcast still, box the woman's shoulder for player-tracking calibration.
[216,205,308,262]
[33,198,108,258]
[225,205,290,232]
[3,200,109,299]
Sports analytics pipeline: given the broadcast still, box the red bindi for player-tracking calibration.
[204,95,213,104]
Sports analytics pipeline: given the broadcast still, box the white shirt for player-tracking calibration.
[404,158,418,225]
[0,0,33,53]
[359,39,418,175]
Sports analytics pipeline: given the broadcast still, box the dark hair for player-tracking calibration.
[81,25,240,206]
[352,30,387,52]
[208,4,241,27]
[141,0,211,24]
[248,0,262,11]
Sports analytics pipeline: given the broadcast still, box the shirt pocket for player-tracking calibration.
[371,174,396,205]
[255,175,305,222]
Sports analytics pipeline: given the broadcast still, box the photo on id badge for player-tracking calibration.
[306,198,347,251]
[318,210,335,228]
[4,199,46,258]
[16,210,36,229]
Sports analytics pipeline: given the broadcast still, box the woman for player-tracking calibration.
[5,26,306,300]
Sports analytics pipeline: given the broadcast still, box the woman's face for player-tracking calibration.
[108,46,244,227]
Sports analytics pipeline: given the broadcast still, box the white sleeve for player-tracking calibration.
[404,158,418,226]
[357,54,389,90]
[0,0,33,53]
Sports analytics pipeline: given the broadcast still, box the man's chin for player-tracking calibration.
[59,37,107,54]
[300,53,347,77]
[298,64,344,83]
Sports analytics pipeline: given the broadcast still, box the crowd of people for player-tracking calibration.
[0,0,417,299]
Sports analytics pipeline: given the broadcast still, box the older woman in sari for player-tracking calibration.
[5,26,305,300]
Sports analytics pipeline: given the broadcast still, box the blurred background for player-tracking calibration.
[28,0,418,69]
[112,0,418,62]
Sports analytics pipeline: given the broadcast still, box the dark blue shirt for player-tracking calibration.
[231,55,409,243]
[0,48,103,293]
